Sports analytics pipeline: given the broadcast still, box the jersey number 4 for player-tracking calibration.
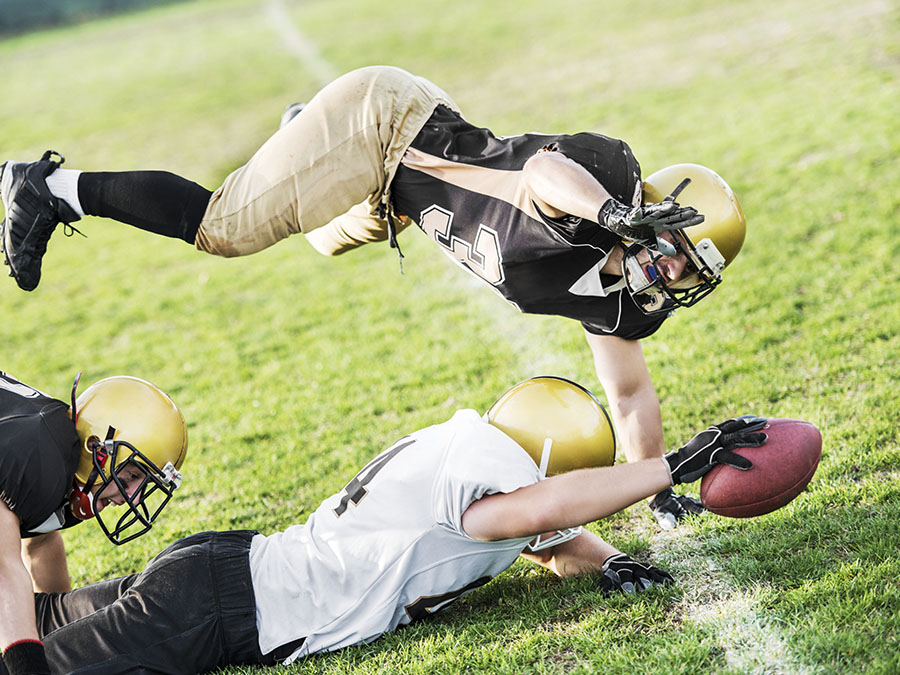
[332,437,416,517]
[420,205,505,285]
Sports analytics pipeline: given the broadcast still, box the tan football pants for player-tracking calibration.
[195,66,459,257]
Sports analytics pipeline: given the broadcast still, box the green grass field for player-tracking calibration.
[2,0,898,671]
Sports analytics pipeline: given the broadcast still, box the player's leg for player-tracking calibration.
[305,200,413,256]
[1,152,211,291]
[1,66,456,289]
[195,65,457,257]
[33,574,138,636]
[78,170,211,243]
[38,531,263,674]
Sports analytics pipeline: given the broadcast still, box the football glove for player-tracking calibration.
[649,487,705,530]
[599,553,674,594]
[664,415,768,485]
[597,178,704,256]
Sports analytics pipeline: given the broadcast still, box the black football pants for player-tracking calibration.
[29,530,269,675]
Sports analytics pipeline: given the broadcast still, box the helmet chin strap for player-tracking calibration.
[538,438,552,477]
[70,371,82,423]
[69,425,115,520]
[527,436,583,553]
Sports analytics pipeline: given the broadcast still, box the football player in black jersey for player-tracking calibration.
[1,66,746,529]
[0,373,187,675]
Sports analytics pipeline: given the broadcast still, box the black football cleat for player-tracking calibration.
[649,487,706,530]
[279,102,307,129]
[1,150,81,291]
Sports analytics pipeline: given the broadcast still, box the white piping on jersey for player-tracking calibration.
[29,509,66,535]
[567,256,628,298]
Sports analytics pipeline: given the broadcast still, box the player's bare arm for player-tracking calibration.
[20,531,71,593]
[522,150,615,221]
[584,331,665,462]
[460,458,672,543]
[0,501,41,649]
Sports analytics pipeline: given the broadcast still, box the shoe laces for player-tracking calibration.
[63,223,87,238]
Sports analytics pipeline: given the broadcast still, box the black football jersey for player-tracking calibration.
[0,372,81,537]
[391,105,667,339]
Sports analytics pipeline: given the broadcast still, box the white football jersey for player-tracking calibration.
[249,409,542,662]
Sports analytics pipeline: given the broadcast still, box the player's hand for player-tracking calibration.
[664,415,768,485]
[598,200,703,256]
[599,553,674,594]
[649,487,705,530]
[597,177,704,256]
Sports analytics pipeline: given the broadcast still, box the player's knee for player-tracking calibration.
[304,229,360,256]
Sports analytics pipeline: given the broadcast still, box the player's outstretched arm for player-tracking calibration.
[462,416,767,544]
[0,501,49,674]
[461,458,672,543]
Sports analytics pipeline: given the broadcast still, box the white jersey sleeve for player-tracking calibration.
[249,409,542,662]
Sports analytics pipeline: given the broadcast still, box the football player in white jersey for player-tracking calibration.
[2,66,747,532]
[11,378,766,675]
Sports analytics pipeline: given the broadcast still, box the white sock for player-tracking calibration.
[45,168,85,218]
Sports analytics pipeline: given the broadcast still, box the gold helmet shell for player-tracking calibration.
[643,163,746,269]
[486,376,615,476]
[623,163,746,315]
[73,376,187,483]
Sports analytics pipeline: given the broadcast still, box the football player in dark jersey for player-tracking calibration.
[1,66,746,529]
[0,373,187,675]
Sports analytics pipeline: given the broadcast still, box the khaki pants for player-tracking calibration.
[195,66,458,257]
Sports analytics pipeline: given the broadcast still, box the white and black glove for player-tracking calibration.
[599,554,674,594]
[649,488,705,530]
[664,415,768,485]
[597,178,704,256]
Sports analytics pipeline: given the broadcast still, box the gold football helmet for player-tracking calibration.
[69,375,188,545]
[623,163,746,315]
[486,376,616,475]
[485,376,616,551]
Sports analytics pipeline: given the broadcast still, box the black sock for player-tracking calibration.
[78,171,212,244]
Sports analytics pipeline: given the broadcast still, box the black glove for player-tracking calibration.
[664,415,768,485]
[649,487,705,530]
[597,178,704,256]
[599,553,674,594]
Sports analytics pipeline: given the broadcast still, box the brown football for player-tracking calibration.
[700,418,822,518]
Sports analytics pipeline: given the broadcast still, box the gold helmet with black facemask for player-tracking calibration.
[69,375,187,545]
[623,163,746,315]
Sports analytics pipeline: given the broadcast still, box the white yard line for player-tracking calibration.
[263,0,339,86]
[650,527,819,674]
